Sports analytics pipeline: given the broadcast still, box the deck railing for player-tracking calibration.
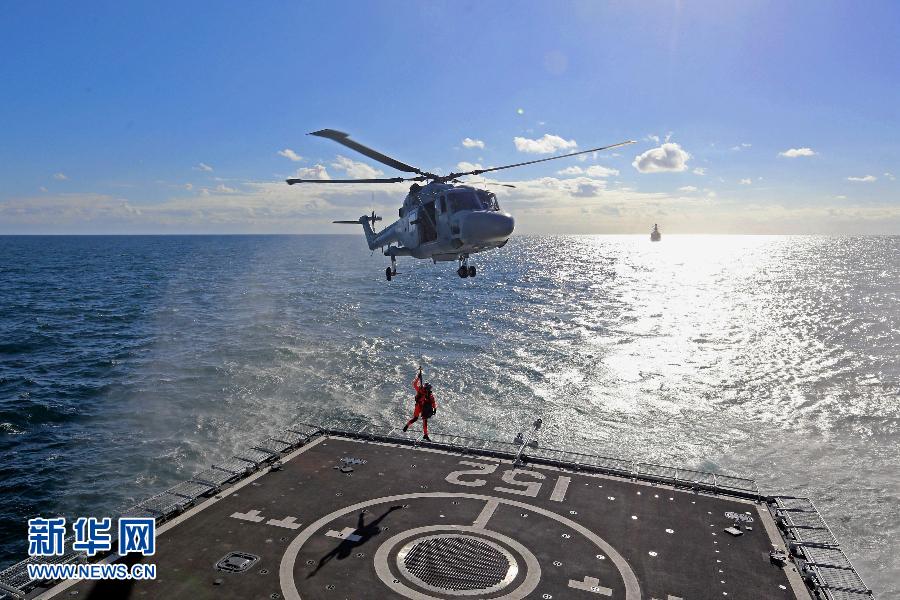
[0,419,872,599]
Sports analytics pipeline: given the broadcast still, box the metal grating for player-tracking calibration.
[120,507,160,520]
[235,448,274,465]
[0,558,37,590]
[257,438,292,453]
[0,543,84,589]
[813,565,868,592]
[192,467,237,487]
[273,429,304,445]
[823,590,875,600]
[167,480,214,500]
[213,458,255,475]
[800,546,853,569]
[139,492,191,516]
[287,422,322,436]
[402,535,511,591]
[784,511,828,529]
[776,497,817,512]
[789,526,837,547]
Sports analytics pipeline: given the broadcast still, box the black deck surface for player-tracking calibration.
[36,436,802,600]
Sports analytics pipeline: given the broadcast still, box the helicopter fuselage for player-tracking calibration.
[364,182,514,262]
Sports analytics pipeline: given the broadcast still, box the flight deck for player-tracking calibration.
[0,422,874,600]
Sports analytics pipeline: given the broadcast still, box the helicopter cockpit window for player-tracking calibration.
[476,190,499,211]
[448,190,483,212]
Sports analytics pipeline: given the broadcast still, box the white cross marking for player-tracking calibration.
[266,516,301,529]
[230,509,264,523]
[568,576,612,596]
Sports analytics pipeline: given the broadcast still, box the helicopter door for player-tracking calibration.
[419,201,438,244]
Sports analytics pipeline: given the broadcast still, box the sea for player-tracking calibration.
[0,234,897,597]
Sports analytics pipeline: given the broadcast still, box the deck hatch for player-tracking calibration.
[214,552,259,573]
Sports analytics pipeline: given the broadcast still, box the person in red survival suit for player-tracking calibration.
[402,366,437,441]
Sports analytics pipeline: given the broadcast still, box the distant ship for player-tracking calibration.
[650,223,661,241]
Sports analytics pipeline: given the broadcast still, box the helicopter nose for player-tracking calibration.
[460,211,515,244]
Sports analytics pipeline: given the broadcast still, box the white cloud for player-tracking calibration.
[739,178,752,185]
[731,143,752,151]
[847,175,876,182]
[835,195,847,200]
[462,137,485,149]
[556,165,619,177]
[8,176,900,235]
[457,161,483,172]
[194,162,214,172]
[52,172,68,180]
[779,147,816,158]
[632,143,691,173]
[646,134,660,144]
[514,134,577,154]
[278,149,302,162]
[184,183,193,191]
[693,167,706,176]
[678,186,698,193]
[331,155,383,179]
[39,186,48,192]
[216,184,237,193]
[884,172,896,181]
[557,166,583,176]
[294,164,330,180]
[587,165,619,177]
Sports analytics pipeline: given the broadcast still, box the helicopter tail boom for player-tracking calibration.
[333,213,384,250]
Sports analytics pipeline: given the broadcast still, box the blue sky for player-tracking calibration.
[1,1,898,234]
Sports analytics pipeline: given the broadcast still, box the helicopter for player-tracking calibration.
[287,129,635,280]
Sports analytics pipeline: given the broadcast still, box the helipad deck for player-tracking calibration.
[2,423,872,600]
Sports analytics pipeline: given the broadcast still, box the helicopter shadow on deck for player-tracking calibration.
[307,505,402,579]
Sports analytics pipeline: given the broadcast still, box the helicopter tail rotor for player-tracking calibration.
[333,213,381,226]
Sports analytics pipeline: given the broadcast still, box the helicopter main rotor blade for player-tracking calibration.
[447,140,636,179]
[286,176,427,185]
[309,129,430,176]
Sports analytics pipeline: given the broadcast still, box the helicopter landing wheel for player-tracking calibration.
[385,267,393,281]
[468,265,476,278]
[457,266,469,278]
